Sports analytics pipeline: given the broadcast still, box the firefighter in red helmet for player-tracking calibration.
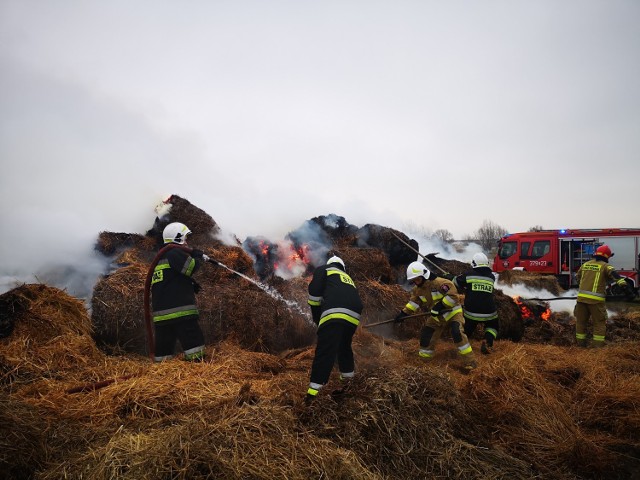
[574,244,631,347]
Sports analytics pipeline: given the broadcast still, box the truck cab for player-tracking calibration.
[495,233,556,274]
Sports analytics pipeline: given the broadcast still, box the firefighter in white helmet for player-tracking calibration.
[395,261,477,370]
[450,252,499,355]
[306,255,363,403]
[151,222,208,362]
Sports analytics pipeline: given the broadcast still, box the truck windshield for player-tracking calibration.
[498,241,517,259]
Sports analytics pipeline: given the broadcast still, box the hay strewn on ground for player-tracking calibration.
[2,284,639,479]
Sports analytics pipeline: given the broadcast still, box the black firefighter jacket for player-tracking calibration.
[151,246,203,323]
[307,264,363,328]
[453,266,498,321]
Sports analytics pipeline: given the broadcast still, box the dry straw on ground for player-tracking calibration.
[2,283,639,479]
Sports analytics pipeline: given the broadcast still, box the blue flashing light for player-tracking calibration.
[559,229,566,234]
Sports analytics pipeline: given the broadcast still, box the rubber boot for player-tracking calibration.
[576,338,589,348]
[480,341,491,355]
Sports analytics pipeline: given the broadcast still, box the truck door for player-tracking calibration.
[497,240,518,270]
[520,239,553,273]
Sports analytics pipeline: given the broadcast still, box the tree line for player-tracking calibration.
[424,221,545,252]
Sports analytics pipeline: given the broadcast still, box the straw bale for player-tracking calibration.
[306,213,359,248]
[332,246,394,284]
[497,269,563,295]
[146,194,221,247]
[355,224,418,266]
[95,231,156,256]
[494,290,525,342]
[0,284,92,341]
[424,255,470,277]
[91,244,313,356]
[91,263,148,354]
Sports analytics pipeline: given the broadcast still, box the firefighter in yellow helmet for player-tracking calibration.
[574,244,631,348]
[395,261,477,370]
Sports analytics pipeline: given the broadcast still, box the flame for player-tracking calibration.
[513,296,552,322]
[259,241,270,257]
[513,296,533,318]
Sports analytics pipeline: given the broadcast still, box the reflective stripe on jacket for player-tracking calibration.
[453,266,498,321]
[151,247,201,322]
[403,277,463,321]
[576,259,617,304]
[308,264,363,327]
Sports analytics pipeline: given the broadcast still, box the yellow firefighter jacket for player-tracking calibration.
[402,277,463,321]
[576,259,618,304]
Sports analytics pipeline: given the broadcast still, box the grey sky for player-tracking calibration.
[1,1,639,294]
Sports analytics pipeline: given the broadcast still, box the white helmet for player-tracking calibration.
[471,252,489,268]
[407,261,430,281]
[327,255,345,268]
[163,222,191,244]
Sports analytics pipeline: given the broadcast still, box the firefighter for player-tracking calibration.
[151,222,208,362]
[451,253,499,354]
[574,244,631,348]
[395,261,477,370]
[306,256,363,403]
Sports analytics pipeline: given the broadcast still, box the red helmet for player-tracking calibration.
[595,245,613,259]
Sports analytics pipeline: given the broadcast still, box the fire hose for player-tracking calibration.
[363,312,430,328]
[390,230,449,275]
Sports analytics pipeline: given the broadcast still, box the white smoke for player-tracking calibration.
[495,277,578,314]
[403,228,485,264]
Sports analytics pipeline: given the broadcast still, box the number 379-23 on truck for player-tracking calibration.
[492,228,640,291]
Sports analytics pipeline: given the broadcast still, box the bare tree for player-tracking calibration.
[474,220,508,251]
[431,229,454,243]
[528,225,544,232]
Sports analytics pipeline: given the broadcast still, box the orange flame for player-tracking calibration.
[513,296,552,322]
[513,296,533,318]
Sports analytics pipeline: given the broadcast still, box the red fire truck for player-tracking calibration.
[492,228,640,292]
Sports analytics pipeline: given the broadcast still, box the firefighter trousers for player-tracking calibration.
[464,317,499,347]
[419,315,475,365]
[574,301,607,345]
[309,320,357,387]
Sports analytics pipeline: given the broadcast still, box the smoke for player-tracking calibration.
[403,228,485,265]
[495,277,578,314]
[0,206,111,300]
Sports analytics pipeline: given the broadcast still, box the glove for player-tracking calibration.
[191,249,205,259]
[394,311,408,324]
[202,254,210,262]
[192,279,201,294]
[430,309,441,325]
